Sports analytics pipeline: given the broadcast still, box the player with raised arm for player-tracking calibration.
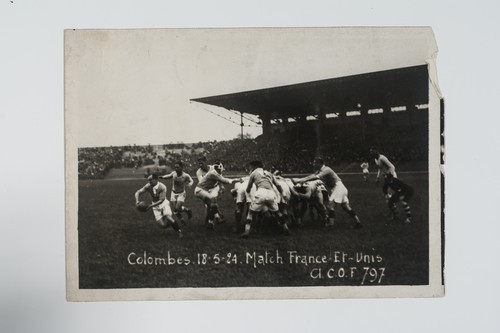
[383,174,415,223]
[159,161,194,225]
[240,160,291,238]
[194,161,240,230]
[135,173,183,238]
[295,157,362,229]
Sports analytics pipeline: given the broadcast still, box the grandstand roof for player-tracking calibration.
[191,65,429,119]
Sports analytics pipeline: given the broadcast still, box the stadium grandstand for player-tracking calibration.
[191,65,429,171]
[78,65,429,179]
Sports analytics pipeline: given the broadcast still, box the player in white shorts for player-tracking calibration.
[360,161,370,182]
[160,161,194,225]
[295,157,362,229]
[241,160,290,238]
[134,173,183,238]
[231,175,255,233]
[196,156,225,225]
[195,160,240,230]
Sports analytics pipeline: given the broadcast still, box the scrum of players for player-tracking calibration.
[134,147,416,238]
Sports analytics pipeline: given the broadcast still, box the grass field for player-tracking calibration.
[78,172,429,289]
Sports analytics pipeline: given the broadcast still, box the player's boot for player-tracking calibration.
[186,208,193,220]
[405,217,412,223]
[281,223,291,235]
[206,220,215,231]
[325,218,334,228]
[239,223,251,238]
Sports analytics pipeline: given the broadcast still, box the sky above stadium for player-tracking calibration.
[66,28,438,147]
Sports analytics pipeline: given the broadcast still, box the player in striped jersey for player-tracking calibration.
[383,174,415,223]
[295,158,362,229]
[160,161,194,225]
[134,174,183,238]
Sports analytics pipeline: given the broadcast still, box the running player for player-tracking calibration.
[295,157,362,229]
[194,161,240,230]
[196,156,225,224]
[383,174,415,223]
[160,161,194,225]
[240,160,290,238]
[134,174,183,238]
[360,161,370,182]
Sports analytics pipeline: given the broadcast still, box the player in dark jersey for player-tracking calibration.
[383,174,414,223]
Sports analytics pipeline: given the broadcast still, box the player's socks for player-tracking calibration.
[171,222,181,232]
[239,222,251,238]
[352,215,362,228]
[235,210,242,232]
[388,203,398,217]
[402,201,412,222]
[280,218,291,235]
[207,220,215,230]
[326,209,335,227]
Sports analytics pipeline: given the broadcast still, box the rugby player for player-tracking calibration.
[231,175,255,233]
[240,160,291,238]
[194,161,240,230]
[383,174,415,223]
[360,161,370,182]
[196,156,225,224]
[135,174,183,238]
[273,172,298,224]
[370,148,397,183]
[159,161,194,225]
[295,157,362,229]
[292,179,329,226]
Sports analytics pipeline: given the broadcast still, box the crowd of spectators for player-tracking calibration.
[78,122,428,179]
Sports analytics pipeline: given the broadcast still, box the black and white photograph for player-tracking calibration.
[65,27,443,300]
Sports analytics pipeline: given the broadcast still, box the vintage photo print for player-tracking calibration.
[65,27,444,301]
